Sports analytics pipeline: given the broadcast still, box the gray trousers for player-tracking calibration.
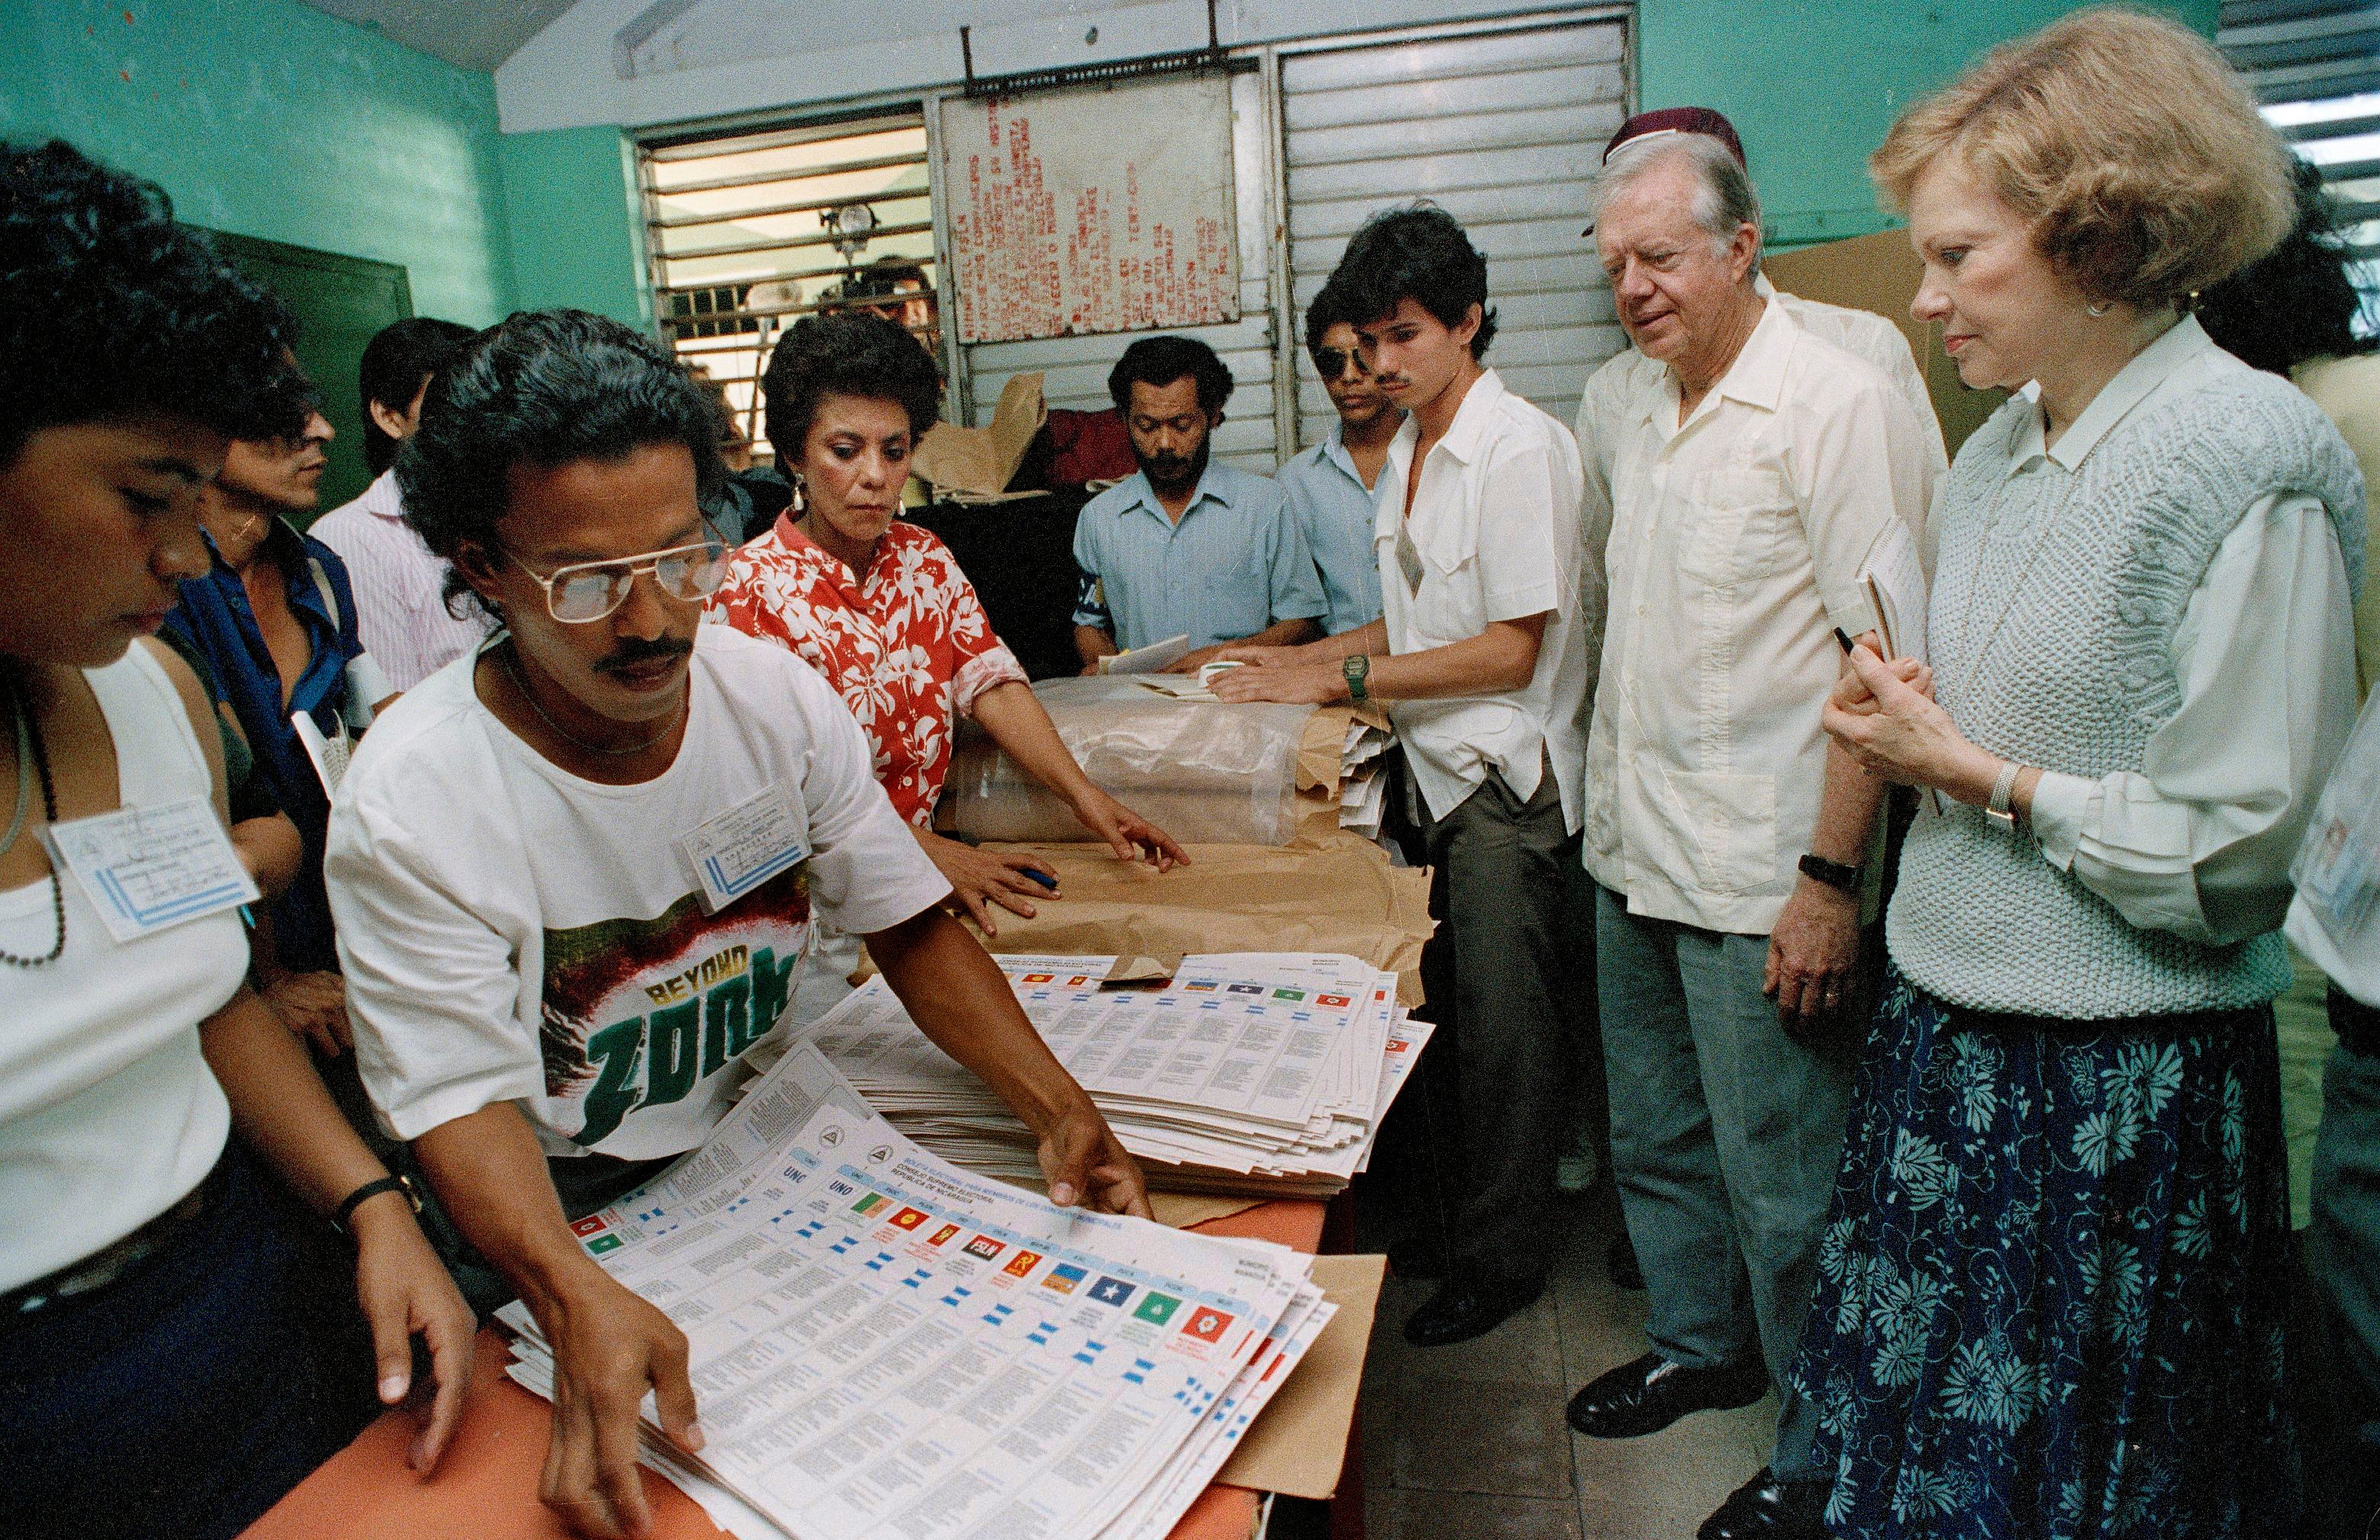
[1409,757,1581,1287]
[1593,883,1853,1483]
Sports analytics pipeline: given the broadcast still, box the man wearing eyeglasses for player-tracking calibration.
[325,310,1152,1540]
[1277,286,1405,636]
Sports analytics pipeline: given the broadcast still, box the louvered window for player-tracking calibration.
[2221,2,2380,317]
[641,111,943,461]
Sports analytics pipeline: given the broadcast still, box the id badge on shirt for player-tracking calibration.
[2294,697,2380,944]
[678,783,810,913]
[43,795,260,943]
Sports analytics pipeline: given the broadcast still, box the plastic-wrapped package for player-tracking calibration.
[941,676,1317,846]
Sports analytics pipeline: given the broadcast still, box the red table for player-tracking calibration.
[243,1200,1329,1540]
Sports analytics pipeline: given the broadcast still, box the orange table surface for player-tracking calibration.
[243,1199,1329,1540]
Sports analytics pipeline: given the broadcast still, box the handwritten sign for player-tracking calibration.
[942,76,1239,344]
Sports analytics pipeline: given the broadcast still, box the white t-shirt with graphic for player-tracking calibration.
[327,624,951,1160]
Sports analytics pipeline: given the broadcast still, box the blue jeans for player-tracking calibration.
[1594,884,1853,1482]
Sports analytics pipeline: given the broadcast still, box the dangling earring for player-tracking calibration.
[790,472,807,514]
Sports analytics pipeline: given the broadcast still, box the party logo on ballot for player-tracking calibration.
[1182,1307,1235,1344]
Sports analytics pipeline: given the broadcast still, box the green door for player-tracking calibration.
[201,230,414,521]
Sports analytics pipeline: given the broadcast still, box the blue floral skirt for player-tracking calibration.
[1787,968,2298,1539]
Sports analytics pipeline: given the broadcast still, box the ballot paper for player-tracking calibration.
[500,1042,1331,1540]
[802,953,1433,1198]
[1097,633,1194,675]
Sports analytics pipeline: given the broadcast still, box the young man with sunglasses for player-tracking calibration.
[1277,287,1406,636]
[325,310,1151,1540]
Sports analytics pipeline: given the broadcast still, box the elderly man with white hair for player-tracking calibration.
[1566,119,1939,1540]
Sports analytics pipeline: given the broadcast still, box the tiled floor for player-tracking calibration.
[1349,1185,1777,1540]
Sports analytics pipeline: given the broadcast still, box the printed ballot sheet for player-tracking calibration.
[800,954,1431,1198]
[501,1043,1328,1540]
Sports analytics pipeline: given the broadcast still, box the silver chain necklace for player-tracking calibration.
[498,642,681,758]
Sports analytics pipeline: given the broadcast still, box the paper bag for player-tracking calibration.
[912,372,1047,496]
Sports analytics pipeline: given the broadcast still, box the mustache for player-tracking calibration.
[594,636,694,675]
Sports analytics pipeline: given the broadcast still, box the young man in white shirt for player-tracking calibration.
[326,310,1150,1540]
[1568,135,1937,1540]
[310,317,489,691]
[1216,208,1593,1348]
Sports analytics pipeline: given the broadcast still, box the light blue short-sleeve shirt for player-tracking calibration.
[1071,464,1327,652]
[1277,427,1386,636]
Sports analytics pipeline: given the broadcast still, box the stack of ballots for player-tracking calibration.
[501,1041,1337,1540]
[801,952,1433,1200]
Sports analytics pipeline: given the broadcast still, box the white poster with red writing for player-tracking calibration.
[941,75,1240,344]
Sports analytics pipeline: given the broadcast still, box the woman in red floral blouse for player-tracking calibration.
[710,312,1184,936]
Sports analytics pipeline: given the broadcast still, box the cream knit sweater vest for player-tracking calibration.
[1888,369,2366,1019]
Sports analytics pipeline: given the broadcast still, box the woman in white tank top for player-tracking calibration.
[0,141,474,1540]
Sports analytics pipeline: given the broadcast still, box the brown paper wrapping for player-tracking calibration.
[1215,1253,1386,1499]
[952,830,1434,1005]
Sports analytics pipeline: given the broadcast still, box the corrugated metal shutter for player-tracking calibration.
[963,70,1283,474]
[2221,2,2380,269]
[1279,18,1630,450]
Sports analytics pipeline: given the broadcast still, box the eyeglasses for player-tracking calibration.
[1313,347,1370,381]
[502,529,731,623]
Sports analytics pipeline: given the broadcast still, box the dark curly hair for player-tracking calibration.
[760,310,943,466]
[2196,155,2375,376]
[398,309,726,611]
[0,139,314,466]
[1107,334,1235,417]
[1328,205,1499,360]
[359,316,478,475]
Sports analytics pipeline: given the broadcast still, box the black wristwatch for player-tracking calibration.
[1798,852,1864,895]
[1341,654,1371,703]
[333,1172,421,1234]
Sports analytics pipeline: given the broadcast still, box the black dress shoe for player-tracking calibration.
[1697,1467,1830,1540]
[1386,1231,1445,1281]
[1402,1275,1544,1347]
[1565,1351,1769,1438]
[1607,1232,1644,1290]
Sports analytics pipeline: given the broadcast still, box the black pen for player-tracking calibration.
[1834,627,1855,655]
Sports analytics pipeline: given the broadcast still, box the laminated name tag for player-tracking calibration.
[2294,695,2380,943]
[679,783,810,913]
[43,796,259,943]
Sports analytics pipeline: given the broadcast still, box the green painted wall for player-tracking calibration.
[0,0,514,324]
[502,127,652,328]
[1638,0,2224,249]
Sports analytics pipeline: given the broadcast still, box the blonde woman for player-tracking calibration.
[1808,11,2365,1538]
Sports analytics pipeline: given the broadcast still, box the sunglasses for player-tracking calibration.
[1312,346,1372,381]
[501,529,731,623]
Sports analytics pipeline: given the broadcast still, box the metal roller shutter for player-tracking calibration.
[1279,16,1631,451]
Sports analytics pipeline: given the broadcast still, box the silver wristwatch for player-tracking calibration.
[1985,760,2023,832]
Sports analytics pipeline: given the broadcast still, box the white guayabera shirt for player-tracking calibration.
[1576,298,1939,935]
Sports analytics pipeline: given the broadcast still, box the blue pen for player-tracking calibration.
[1023,868,1058,891]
